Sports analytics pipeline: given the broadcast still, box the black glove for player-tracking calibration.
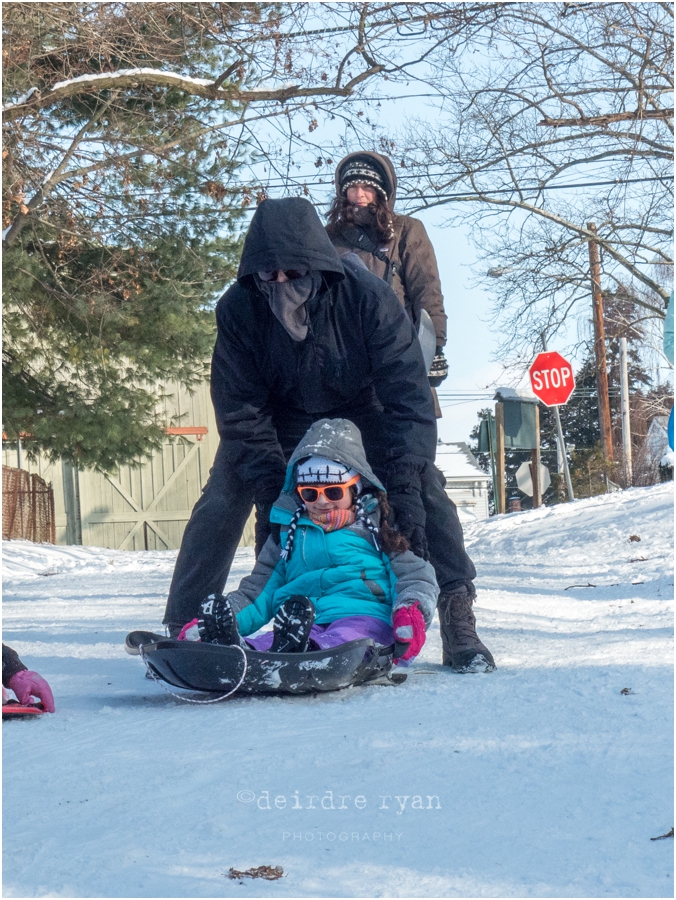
[428,348,448,387]
[388,492,429,560]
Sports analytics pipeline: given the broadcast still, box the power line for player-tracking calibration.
[436,390,620,399]
[241,175,672,209]
[405,176,674,203]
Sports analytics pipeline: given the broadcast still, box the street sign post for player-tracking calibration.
[529,349,575,501]
[515,460,551,498]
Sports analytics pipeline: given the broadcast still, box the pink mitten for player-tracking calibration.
[177,618,200,642]
[392,601,426,664]
[8,670,55,713]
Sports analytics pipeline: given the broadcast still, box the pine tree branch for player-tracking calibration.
[35,105,295,187]
[3,93,116,249]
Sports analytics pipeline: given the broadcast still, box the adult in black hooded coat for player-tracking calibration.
[162,198,494,673]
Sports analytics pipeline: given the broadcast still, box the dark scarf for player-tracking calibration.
[256,272,323,341]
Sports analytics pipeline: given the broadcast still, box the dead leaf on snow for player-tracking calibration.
[227,866,284,881]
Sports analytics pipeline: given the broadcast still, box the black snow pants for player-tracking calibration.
[163,409,476,629]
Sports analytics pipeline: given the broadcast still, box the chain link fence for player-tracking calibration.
[2,466,56,543]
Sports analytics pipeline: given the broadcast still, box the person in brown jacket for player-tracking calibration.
[326,151,449,397]
[326,152,495,673]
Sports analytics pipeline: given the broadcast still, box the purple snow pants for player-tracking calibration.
[246,615,394,652]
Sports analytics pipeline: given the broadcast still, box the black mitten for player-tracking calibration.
[387,486,429,561]
[254,504,272,557]
[253,477,284,557]
[428,348,448,387]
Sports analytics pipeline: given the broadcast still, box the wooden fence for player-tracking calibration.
[2,466,56,543]
[1,379,255,550]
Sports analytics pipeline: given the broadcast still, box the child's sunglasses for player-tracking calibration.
[258,269,307,282]
[296,474,360,503]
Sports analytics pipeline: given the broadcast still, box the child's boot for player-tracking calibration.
[270,596,316,653]
[197,594,244,646]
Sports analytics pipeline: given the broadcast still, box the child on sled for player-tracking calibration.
[178,418,438,665]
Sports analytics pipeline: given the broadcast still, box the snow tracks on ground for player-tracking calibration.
[3,484,673,897]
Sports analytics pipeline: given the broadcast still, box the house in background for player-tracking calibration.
[2,379,256,551]
[434,442,491,523]
[4,390,491,551]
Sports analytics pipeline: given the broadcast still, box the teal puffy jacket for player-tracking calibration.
[237,503,395,636]
[229,418,439,638]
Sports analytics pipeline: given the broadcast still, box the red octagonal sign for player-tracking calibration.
[529,351,575,407]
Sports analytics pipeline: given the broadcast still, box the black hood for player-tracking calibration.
[238,197,345,286]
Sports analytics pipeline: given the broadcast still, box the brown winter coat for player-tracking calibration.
[328,151,447,348]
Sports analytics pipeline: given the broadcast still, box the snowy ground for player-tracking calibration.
[3,483,673,898]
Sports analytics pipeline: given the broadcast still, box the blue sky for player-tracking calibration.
[239,57,671,447]
[411,207,505,444]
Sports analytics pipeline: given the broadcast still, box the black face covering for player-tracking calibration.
[352,205,377,227]
[256,271,323,341]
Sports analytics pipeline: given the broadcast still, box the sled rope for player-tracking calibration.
[139,643,248,703]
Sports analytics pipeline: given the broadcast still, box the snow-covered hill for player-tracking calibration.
[3,484,673,898]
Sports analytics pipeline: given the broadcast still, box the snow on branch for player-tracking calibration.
[0,66,369,120]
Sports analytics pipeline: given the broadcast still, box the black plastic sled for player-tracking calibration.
[129,634,406,695]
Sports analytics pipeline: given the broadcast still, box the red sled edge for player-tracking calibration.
[3,701,45,718]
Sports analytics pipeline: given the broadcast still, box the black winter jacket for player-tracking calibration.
[210,197,437,493]
[2,644,26,687]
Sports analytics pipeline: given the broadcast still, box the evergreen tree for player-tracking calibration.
[538,287,668,499]
[2,3,250,470]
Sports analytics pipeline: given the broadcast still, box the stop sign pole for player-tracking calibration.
[529,347,575,502]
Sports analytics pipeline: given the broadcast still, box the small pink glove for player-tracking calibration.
[392,601,426,665]
[8,670,55,713]
[177,618,200,641]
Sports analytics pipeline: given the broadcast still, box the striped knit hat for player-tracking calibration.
[295,456,360,486]
[339,158,389,201]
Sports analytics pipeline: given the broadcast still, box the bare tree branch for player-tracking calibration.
[539,108,674,127]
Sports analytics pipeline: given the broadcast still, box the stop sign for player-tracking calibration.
[529,351,575,406]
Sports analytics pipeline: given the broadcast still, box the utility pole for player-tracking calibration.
[587,223,614,460]
[620,337,633,486]
[494,401,506,514]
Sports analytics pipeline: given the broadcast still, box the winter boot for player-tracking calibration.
[270,596,316,653]
[197,594,244,646]
[437,585,495,673]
